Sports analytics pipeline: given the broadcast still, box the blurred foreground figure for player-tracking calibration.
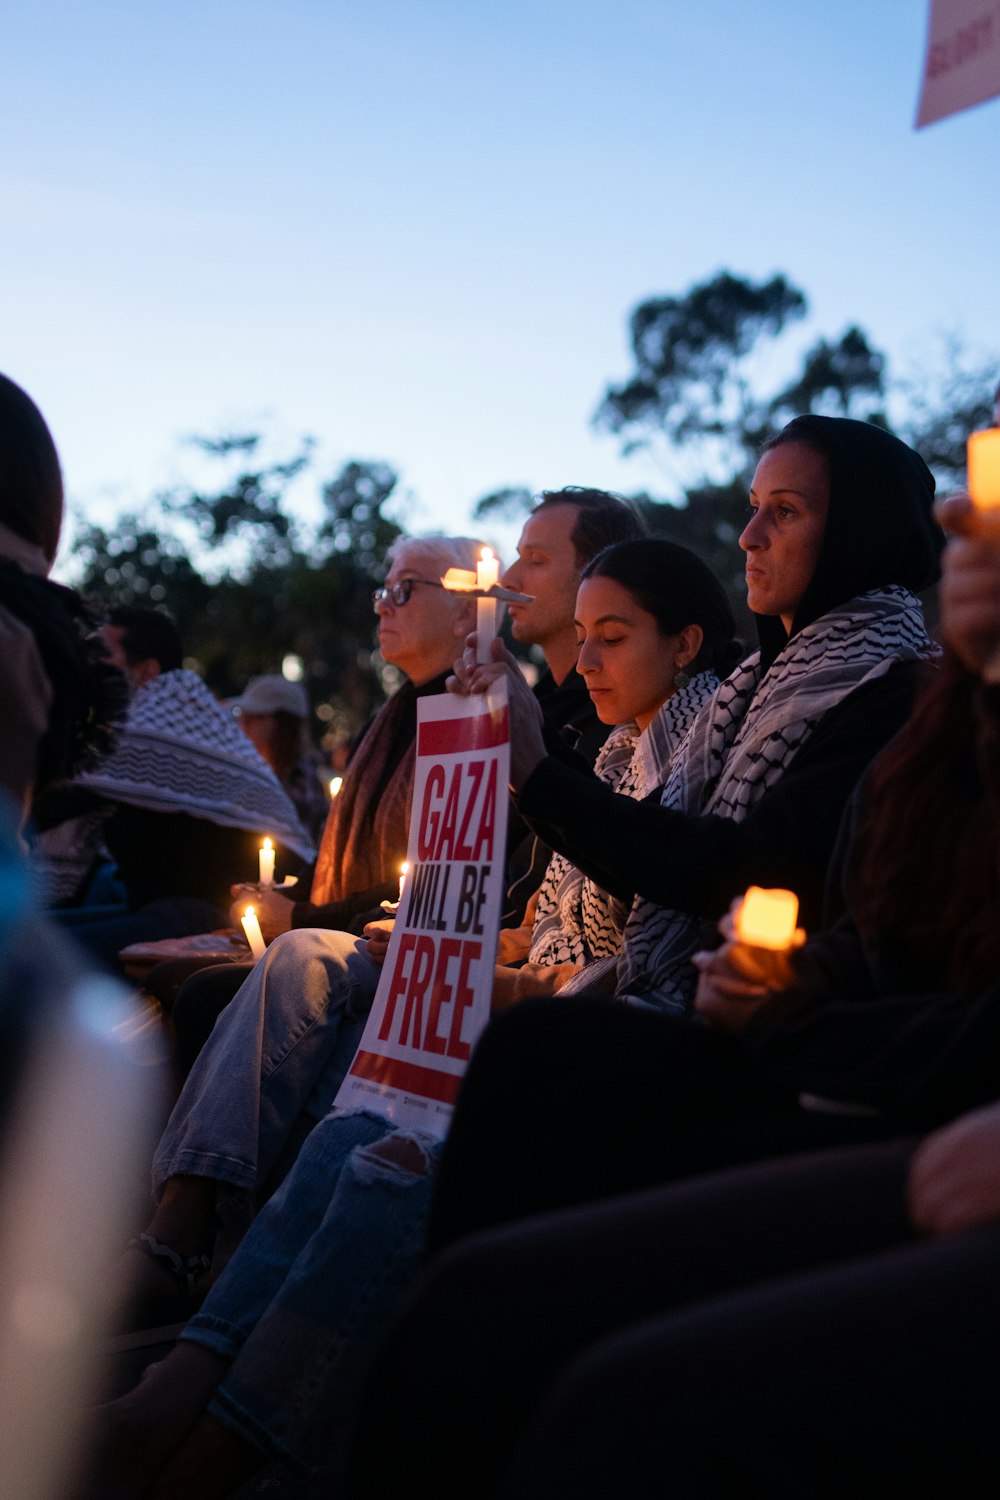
[0,371,162,1500]
[0,813,162,1500]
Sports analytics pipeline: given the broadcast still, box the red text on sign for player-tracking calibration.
[377,932,482,1061]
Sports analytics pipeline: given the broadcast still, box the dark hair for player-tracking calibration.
[108,605,184,673]
[533,487,648,567]
[581,538,742,679]
[259,710,308,780]
[0,373,64,564]
[849,652,1000,994]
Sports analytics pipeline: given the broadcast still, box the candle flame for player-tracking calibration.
[400,861,410,877]
[329,776,343,798]
[480,546,494,564]
[262,837,273,851]
[244,903,256,918]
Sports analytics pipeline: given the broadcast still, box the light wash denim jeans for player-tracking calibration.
[151,929,379,1206]
[181,1107,440,1471]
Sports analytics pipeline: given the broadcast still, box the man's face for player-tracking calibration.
[375,545,472,685]
[500,504,581,650]
[98,624,157,693]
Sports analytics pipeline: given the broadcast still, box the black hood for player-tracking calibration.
[755,415,944,671]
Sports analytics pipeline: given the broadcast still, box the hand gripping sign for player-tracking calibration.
[334,679,509,1137]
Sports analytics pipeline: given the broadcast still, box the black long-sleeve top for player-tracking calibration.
[516,660,925,935]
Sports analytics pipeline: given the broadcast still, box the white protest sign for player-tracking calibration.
[333,680,509,1136]
[916,0,1000,126]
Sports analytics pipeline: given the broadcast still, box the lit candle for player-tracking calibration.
[329,776,343,798]
[733,887,805,951]
[967,428,1000,519]
[241,904,267,961]
[476,547,500,663]
[398,861,409,902]
[258,837,275,887]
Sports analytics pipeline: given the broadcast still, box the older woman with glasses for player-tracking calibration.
[122,536,485,1304]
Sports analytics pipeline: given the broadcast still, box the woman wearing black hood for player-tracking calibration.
[414,415,944,1248]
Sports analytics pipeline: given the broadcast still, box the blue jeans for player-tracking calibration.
[152,929,378,1210]
[182,1108,440,1470]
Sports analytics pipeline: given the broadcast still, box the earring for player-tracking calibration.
[674,668,690,689]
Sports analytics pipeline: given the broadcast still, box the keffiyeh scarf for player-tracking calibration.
[77,669,314,861]
[561,586,936,1014]
[528,672,720,967]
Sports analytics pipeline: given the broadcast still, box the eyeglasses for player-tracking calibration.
[371,578,445,610]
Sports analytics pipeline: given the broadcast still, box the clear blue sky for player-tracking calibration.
[2,0,997,573]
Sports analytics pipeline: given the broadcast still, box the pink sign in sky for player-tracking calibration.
[917,0,1000,125]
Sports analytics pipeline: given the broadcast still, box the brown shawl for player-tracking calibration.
[310,676,444,904]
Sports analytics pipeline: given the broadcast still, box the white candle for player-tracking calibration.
[398,861,409,902]
[241,904,267,961]
[258,837,275,887]
[733,887,804,951]
[476,547,500,663]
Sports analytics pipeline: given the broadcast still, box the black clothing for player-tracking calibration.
[503,663,608,927]
[533,663,609,765]
[517,659,923,932]
[351,1141,1000,1500]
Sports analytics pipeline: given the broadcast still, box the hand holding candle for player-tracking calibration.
[937,490,1000,685]
[241,904,267,961]
[476,547,500,663]
[258,837,275,888]
[693,887,805,1034]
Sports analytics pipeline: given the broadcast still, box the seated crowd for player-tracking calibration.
[2,365,1000,1499]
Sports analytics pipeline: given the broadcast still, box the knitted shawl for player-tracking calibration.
[310,683,420,905]
[77,669,314,861]
[528,671,719,967]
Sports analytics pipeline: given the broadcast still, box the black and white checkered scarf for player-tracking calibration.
[528,671,720,967]
[77,669,315,861]
[561,585,936,1013]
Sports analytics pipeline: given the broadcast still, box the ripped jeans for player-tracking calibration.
[151,929,379,1218]
[181,1107,440,1471]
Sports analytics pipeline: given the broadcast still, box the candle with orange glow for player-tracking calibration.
[241,904,267,960]
[733,887,805,951]
[476,547,500,663]
[968,428,1000,517]
[441,567,478,592]
[398,861,409,902]
[258,837,275,887]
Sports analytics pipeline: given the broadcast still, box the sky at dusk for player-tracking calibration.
[3,0,998,574]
